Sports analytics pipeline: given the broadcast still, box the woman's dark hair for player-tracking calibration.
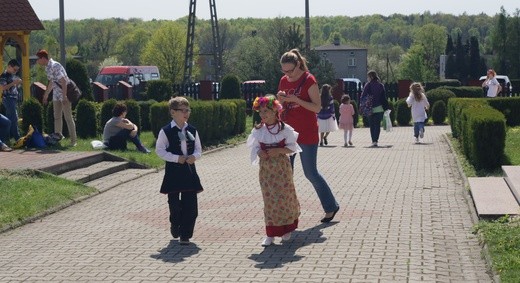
[112,102,127,117]
[367,70,380,82]
[280,49,309,72]
[320,84,332,109]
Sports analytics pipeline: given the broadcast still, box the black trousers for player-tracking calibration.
[168,192,198,239]
[369,112,384,143]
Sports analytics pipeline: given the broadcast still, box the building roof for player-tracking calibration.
[314,44,367,51]
[0,0,44,32]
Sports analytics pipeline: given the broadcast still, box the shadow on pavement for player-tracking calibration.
[248,222,338,269]
[150,240,201,263]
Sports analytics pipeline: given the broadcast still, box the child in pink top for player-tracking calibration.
[338,94,355,147]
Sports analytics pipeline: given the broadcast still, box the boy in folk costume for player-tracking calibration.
[155,97,203,245]
[247,95,302,247]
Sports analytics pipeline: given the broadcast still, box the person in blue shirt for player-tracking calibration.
[0,59,22,143]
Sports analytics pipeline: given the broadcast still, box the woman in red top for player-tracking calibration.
[277,49,340,223]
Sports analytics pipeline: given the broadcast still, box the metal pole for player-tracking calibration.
[59,0,66,67]
[305,0,310,51]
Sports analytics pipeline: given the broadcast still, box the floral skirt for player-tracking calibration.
[259,154,300,237]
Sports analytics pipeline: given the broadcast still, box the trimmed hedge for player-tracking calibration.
[20,98,43,135]
[438,86,484,98]
[75,100,97,138]
[431,100,447,125]
[395,99,411,126]
[147,80,173,102]
[486,97,520,127]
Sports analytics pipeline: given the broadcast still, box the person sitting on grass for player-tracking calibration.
[102,102,150,153]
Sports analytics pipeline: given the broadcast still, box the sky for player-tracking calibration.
[28,0,519,21]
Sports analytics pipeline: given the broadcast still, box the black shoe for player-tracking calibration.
[319,142,323,147]
[179,238,190,245]
[321,207,340,223]
[170,226,179,239]
[324,137,328,145]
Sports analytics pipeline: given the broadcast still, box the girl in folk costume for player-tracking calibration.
[247,95,302,247]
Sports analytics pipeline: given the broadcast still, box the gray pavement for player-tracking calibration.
[0,125,492,282]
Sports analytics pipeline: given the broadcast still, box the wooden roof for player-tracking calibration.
[0,0,44,32]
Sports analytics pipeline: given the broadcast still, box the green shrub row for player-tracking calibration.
[448,98,506,170]
[486,97,520,127]
[150,99,246,145]
[17,98,246,145]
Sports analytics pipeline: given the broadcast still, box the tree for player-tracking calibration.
[413,23,447,76]
[454,33,468,82]
[491,7,508,73]
[398,44,436,82]
[226,36,270,82]
[114,28,151,65]
[141,22,195,83]
[468,36,483,79]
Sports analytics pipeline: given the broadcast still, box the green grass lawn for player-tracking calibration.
[0,170,97,230]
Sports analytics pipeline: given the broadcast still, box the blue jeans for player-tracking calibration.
[106,129,142,150]
[414,121,425,138]
[369,112,384,143]
[290,144,339,213]
[0,114,11,145]
[2,97,20,141]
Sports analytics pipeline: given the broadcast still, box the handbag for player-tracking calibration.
[55,79,82,103]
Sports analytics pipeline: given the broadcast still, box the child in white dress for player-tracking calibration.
[247,95,302,247]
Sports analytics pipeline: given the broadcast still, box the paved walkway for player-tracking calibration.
[0,126,492,282]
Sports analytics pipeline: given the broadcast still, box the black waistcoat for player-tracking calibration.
[160,124,203,194]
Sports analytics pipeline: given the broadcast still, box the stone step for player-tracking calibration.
[503,165,520,204]
[468,177,520,217]
[59,161,130,183]
[42,152,106,175]
[84,168,158,192]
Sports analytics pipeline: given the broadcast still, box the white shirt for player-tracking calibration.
[246,123,301,165]
[484,77,500,97]
[406,93,430,122]
[155,121,202,163]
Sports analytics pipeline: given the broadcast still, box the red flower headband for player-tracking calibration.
[252,95,282,112]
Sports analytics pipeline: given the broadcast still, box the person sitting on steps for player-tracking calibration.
[102,102,150,153]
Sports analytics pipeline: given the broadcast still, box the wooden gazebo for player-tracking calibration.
[0,0,44,100]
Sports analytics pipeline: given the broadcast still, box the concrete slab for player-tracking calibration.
[503,165,520,203]
[468,177,520,216]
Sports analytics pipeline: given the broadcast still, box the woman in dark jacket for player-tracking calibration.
[360,70,388,147]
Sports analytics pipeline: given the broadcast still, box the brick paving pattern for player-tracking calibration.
[0,125,492,282]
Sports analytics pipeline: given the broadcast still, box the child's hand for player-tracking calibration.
[178,156,186,164]
[186,155,196,164]
[265,148,284,157]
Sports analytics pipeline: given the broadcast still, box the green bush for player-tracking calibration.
[20,98,43,135]
[138,99,157,131]
[226,99,247,134]
[487,97,520,127]
[431,100,447,125]
[395,99,411,126]
[426,88,456,108]
[147,80,172,102]
[75,100,97,138]
[423,80,461,91]
[220,74,241,99]
[439,86,484,98]
[100,99,117,133]
[65,58,93,102]
[125,100,141,131]
[150,102,171,139]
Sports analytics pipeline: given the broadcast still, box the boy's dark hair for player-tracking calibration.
[8,59,20,67]
[112,102,128,117]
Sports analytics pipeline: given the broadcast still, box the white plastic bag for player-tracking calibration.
[383,110,392,132]
[91,140,107,150]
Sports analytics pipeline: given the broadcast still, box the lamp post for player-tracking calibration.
[59,0,66,67]
[305,0,310,51]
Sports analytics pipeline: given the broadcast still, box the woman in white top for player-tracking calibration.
[482,69,502,98]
